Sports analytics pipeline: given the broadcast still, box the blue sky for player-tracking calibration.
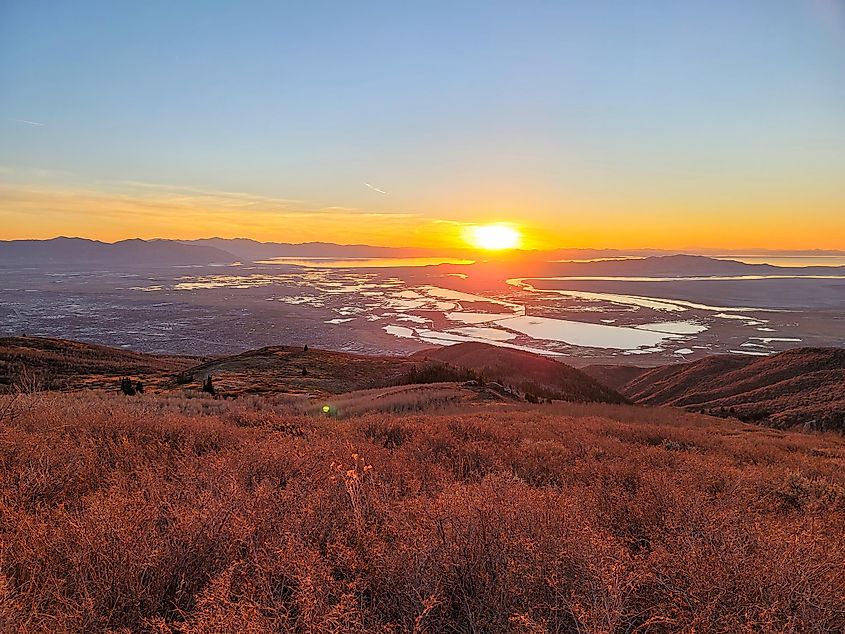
[1,1,844,247]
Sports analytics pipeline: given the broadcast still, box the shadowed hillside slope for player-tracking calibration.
[581,363,651,392]
[619,348,845,431]
[413,342,627,403]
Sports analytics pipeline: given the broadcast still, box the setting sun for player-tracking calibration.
[466,224,522,250]
[2,3,844,629]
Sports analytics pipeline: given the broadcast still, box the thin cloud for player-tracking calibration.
[0,182,438,243]
[0,183,421,223]
[115,180,306,207]
[11,118,45,127]
[365,182,389,195]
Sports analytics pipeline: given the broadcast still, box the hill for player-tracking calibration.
[0,337,628,405]
[413,341,628,403]
[0,337,418,397]
[581,363,650,391]
[178,345,420,396]
[7,338,842,430]
[0,336,198,391]
[608,348,845,432]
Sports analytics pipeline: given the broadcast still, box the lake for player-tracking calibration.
[1,257,843,364]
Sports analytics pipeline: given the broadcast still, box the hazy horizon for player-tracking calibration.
[5,234,845,258]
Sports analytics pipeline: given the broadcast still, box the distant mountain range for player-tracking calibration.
[3,237,845,274]
[184,237,466,260]
[451,253,845,279]
[0,237,236,268]
[0,236,471,268]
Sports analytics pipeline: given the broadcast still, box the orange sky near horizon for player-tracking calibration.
[1,181,843,252]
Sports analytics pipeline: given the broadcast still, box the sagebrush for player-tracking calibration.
[1,393,844,632]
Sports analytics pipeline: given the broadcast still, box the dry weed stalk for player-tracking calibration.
[332,449,375,538]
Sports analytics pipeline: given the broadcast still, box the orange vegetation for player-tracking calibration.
[593,348,845,432]
[1,393,844,632]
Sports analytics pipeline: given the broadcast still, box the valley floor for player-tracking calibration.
[2,394,844,632]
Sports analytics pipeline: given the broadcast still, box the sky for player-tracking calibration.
[1,0,844,250]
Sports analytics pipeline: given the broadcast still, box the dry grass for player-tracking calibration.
[621,348,845,432]
[1,393,844,633]
[0,337,198,393]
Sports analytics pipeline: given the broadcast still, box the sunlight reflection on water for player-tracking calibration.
[123,266,823,356]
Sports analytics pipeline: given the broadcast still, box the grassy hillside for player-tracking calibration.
[414,342,628,404]
[177,345,420,396]
[621,348,845,432]
[581,363,651,392]
[0,336,198,392]
[1,393,843,632]
[0,337,628,405]
[0,337,417,397]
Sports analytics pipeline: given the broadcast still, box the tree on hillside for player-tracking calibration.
[202,375,215,395]
[119,377,136,396]
[175,371,192,385]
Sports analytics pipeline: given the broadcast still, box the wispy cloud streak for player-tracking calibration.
[0,182,434,244]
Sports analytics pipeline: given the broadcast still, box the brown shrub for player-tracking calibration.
[1,394,844,632]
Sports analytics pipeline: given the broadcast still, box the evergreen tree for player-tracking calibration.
[175,372,191,385]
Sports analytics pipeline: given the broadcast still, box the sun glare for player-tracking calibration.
[467,224,521,250]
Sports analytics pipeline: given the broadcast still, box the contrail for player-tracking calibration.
[11,119,45,126]
[365,182,388,195]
